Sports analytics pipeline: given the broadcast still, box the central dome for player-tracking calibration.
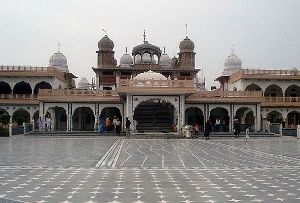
[222,53,242,76]
[132,41,161,56]
[134,70,167,80]
[49,51,69,72]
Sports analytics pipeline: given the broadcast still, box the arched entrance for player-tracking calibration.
[0,81,12,94]
[72,107,95,131]
[185,107,204,130]
[34,81,52,94]
[210,107,230,132]
[285,85,300,98]
[46,107,67,131]
[12,109,30,126]
[287,111,300,128]
[13,81,32,94]
[245,83,262,91]
[266,111,282,123]
[264,84,283,97]
[100,107,122,121]
[133,100,175,132]
[235,107,255,131]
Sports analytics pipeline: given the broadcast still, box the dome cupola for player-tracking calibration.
[134,70,167,80]
[78,78,90,89]
[98,35,114,51]
[179,36,195,52]
[222,48,242,76]
[120,47,133,67]
[49,47,69,73]
[160,47,172,68]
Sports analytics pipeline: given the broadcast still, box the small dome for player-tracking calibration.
[49,51,69,72]
[222,53,242,76]
[120,53,133,67]
[179,36,195,52]
[160,53,172,68]
[77,78,89,89]
[134,70,167,80]
[98,35,114,51]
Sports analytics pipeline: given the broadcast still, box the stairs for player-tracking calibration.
[134,102,174,133]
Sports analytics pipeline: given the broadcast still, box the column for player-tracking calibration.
[230,104,234,132]
[179,95,185,130]
[256,104,261,131]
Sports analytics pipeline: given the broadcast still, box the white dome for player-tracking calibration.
[134,70,167,80]
[49,51,69,73]
[160,53,172,68]
[78,78,89,89]
[120,53,133,67]
[222,53,242,76]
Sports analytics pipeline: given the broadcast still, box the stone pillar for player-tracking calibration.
[230,104,234,132]
[126,94,133,123]
[179,95,185,131]
[256,104,261,131]
[297,125,300,139]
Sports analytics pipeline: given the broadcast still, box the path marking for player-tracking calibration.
[95,139,120,168]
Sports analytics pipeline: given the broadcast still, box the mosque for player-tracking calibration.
[0,32,299,134]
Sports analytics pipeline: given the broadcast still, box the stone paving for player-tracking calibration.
[0,136,300,202]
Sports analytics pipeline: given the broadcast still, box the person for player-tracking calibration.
[215,118,221,132]
[204,118,212,140]
[105,118,111,132]
[115,118,121,136]
[46,116,51,131]
[125,117,131,137]
[193,123,200,138]
[42,116,46,131]
[98,117,104,133]
[245,125,250,142]
[233,119,241,138]
[38,117,43,131]
[113,116,117,132]
[266,120,271,133]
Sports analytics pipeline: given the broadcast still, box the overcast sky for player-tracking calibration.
[0,0,299,87]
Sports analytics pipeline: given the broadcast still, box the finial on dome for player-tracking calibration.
[185,24,188,37]
[126,47,128,53]
[143,30,146,43]
[102,29,107,35]
[57,43,61,52]
[163,47,166,54]
[231,44,235,55]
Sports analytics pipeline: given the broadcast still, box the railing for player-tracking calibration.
[189,90,262,98]
[0,94,37,100]
[264,97,300,103]
[0,66,65,81]
[38,89,119,97]
[118,79,194,88]
[10,123,33,136]
[241,68,299,76]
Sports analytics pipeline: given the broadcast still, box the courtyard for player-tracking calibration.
[0,136,300,203]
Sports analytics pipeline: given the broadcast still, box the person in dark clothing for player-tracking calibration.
[115,118,121,136]
[204,118,212,140]
[125,117,131,137]
[233,119,241,138]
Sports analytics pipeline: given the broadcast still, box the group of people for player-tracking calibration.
[97,116,132,136]
[37,116,52,131]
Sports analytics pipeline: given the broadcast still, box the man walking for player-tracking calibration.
[125,117,131,137]
[204,118,212,140]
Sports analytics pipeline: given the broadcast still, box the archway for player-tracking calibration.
[0,108,9,116]
[46,107,67,131]
[34,81,52,94]
[185,107,204,130]
[245,83,262,91]
[0,81,12,94]
[133,100,175,132]
[285,85,300,98]
[287,111,300,128]
[72,107,95,131]
[264,84,283,97]
[266,111,282,123]
[100,107,122,131]
[235,107,255,131]
[12,109,30,126]
[210,107,230,132]
[13,81,32,94]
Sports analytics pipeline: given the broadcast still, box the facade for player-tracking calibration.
[0,33,299,133]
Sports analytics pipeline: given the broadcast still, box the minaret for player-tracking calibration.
[178,26,195,69]
[97,35,116,68]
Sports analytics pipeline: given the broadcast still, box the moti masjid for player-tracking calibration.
[0,32,299,134]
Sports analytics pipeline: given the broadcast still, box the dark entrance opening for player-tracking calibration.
[134,100,174,132]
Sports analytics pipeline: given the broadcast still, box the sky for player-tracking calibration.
[0,0,300,88]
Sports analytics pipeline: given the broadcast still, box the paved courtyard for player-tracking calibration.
[0,136,300,202]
